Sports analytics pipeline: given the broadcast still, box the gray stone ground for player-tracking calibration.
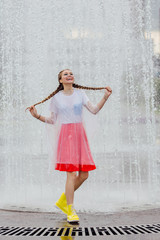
[0,208,160,239]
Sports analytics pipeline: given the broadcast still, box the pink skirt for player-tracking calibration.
[55,122,96,172]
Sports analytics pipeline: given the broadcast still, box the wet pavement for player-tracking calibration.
[0,207,160,239]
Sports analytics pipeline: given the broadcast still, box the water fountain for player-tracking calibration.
[0,0,160,213]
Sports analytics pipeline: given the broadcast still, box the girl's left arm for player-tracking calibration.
[85,86,112,114]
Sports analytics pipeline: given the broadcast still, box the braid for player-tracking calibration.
[25,83,63,111]
[73,83,105,91]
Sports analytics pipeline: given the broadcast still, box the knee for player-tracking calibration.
[79,172,89,181]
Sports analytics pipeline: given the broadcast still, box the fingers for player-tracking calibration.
[25,105,35,112]
[29,105,35,111]
[107,87,112,92]
[105,86,112,93]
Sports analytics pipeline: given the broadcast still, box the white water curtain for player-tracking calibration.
[0,0,160,212]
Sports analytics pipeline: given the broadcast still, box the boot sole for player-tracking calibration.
[67,219,79,223]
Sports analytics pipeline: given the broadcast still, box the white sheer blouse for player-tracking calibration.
[45,89,99,124]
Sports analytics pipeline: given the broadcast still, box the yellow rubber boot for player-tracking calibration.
[55,192,68,215]
[67,204,79,223]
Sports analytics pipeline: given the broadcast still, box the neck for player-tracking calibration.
[63,84,73,92]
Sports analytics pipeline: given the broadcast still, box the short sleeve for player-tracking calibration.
[49,96,57,114]
[81,90,89,106]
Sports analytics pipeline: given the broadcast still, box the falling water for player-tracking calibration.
[0,0,160,212]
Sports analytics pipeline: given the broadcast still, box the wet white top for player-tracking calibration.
[49,89,99,124]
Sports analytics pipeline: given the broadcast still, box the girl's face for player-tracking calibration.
[60,69,74,84]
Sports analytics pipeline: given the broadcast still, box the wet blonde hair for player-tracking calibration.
[26,69,107,110]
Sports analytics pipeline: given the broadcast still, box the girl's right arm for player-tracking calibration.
[28,105,55,124]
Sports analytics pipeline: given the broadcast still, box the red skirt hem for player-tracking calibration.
[55,163,96,172]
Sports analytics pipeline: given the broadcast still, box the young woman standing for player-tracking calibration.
[26,69,112,223]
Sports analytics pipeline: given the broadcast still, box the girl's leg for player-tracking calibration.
[64,171,88,223]
[65,171,88,204]
[65,171,77,205]
[74,171,89,191]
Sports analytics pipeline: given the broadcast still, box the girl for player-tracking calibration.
[26,69,112,223]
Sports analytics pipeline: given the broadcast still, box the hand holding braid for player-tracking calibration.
[28,105,38,118]
[104,86,112,99]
